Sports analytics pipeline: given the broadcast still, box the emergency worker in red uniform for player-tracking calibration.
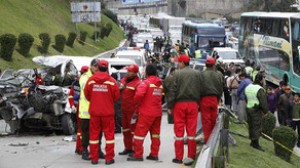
[68,66,89,155]
[84,60,120,165]
[199,57,223,143]
[127,64,163,161]
[167,54,201,166]
[119,64,141,155]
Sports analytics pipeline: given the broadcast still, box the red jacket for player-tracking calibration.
[84,72,120,117]
[120,76,140,112]
[134,76,163,117]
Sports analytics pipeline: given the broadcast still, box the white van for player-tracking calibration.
[210,47,244,67]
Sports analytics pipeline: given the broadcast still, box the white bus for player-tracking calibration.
[239,12,300,92]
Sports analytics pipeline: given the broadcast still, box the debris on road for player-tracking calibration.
[9,143,29,147]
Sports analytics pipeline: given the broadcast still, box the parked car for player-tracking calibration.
[210,47,244,67]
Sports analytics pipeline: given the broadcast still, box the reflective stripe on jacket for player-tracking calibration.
[84,71,120,116]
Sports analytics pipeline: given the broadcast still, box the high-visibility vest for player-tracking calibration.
[252,70,259,81]
[79,69,92,119]
[244,84,263,108]
[195,49,201,58]
[185,48,190,56]
[245,66,253,76]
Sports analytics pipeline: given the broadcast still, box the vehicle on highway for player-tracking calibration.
[101,57,137,76]
[14,56,80,135]
[182,20,226,56]
[0,69,75,135]
[114,47,147,75]
[210,47,244,67]
[190,61,206,71]
[239,12,300,92]
[0,69,14,80]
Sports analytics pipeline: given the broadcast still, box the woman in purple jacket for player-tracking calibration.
[267,86,276,114]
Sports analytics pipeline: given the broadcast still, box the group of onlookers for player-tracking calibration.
[222,60,300,148]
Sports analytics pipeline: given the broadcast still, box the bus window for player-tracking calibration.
[292,21,299,40]
[266,19,273,35]
[272,19,280,36]
[258,46,290,71]
[281,20,289,37]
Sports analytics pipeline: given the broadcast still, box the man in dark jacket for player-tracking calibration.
[84,60,120,165]
[199,57,224,143]
[167,54,201,166]
[244,73,268,151]
[277,85,293,126]
[163,67,176,124]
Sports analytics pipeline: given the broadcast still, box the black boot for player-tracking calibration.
[82,148,90,160]
[251,140,264,152]
[119,149,134,155]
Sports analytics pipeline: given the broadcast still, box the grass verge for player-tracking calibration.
[228,120,300,168]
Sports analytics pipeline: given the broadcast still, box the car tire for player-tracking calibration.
[61,113,75,135]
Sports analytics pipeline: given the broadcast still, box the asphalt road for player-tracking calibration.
[0,113,194,168]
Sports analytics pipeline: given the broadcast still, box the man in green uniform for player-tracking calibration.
[244,73,268,151]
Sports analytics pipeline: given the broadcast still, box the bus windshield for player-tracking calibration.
[197,37,225,49]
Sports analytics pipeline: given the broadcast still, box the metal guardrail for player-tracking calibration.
[195,105,232,168]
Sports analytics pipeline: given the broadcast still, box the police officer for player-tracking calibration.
[119,64,140,155]
[69,65,89,155]
[84,60,120,165]
[167,54,201,166]
[79,59,105,160]
[199,57,223,143]
[244,73,268,151]
[127,64,163,161]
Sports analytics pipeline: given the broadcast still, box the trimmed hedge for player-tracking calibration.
[54,34,66,53]
[106,23,113,36]
[38,33,50,54]
[100,26,107,39]
[100,23,113,39]
[262,112,276,138]
[102,9,118,24]
[79,31,88,45]
[0,34,17,61]
[272,126,297,161]
[91,31,101,40]
[66,32,77,48]
[18,33,34,56]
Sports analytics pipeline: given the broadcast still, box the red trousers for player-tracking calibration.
[75,106,82,153]
[89,115,115,162]
[133,114,162,158]
[173,102,198,160]
[200,96,218,143]
[121,110,136,151]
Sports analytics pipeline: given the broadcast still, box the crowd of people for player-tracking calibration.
[222,59,300,149]
[65,35,300,166]
[67,51,226,166]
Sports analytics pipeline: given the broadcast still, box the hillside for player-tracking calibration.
[0,0,125,70]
